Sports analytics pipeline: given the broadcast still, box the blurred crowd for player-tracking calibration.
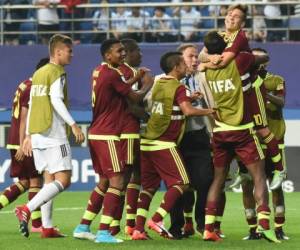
[1,0,300,45]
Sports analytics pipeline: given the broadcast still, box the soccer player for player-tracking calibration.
[73,38,150,240]
[131,51,215,240]
[110,38,151,236]
[81,39,151,244]
[15,34,85,238]
[201,31,279,243]
[0,58,49,233]
[240,48,289,241]
[200,4,285,189]
[168,43,215,239]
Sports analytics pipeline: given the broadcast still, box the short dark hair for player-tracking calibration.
[204,31,227,55]
[227,4,248,21]
[100,38,121,57]
[49,34,72,56]
[121,38,139,52]
[160,51,183,74]
[176,43,197,53]
[35,57,49,70]
[251,47,268,54]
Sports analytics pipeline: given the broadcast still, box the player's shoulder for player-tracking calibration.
[17,78,31,92]
[263,72,284,91]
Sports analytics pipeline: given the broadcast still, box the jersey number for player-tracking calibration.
[253,114,263,126]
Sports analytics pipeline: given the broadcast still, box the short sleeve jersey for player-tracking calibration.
[222,29,250,54]
[7,79,31,147]
[89,63,132,136]
[118,63,140,134]
[159,84,191,142]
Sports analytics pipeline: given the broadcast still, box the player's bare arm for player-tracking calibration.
[15,107,28,161]
[179,101,215,116]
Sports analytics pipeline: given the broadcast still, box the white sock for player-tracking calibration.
[41,199,53,228]
[27,180,64,212]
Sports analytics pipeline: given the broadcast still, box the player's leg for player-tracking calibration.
[95,140,125,243]
[0,150,30,210]
[125,167,141,235]
[15,144,72,238]
[28,176,43,232]
[148,147,189,239]
[203,165,228,242]
[250,85,285,190]
[241,180,260,240]
[125,139,141,235]
[272,188,289,240]
[74,140,108,240]
[132,150,159,240]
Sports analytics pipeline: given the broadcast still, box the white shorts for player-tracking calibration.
[33,144,72,174]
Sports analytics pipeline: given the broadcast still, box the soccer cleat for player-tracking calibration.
[183,223,195,237]
[229,173,252,189]
[269,170,286,190]
[275,229,290,240]
[147,219,173,239]
[15,205,31,238]
[215,229,226,238]
[125,226,135,236]
[131,230,151,240]
[94,230,123,243]
[257,226,281,243]
[203,230,222,242]
[73,224,96,240]
[41,227,66,238]
[242,232,261,240]
[31,226,42,233]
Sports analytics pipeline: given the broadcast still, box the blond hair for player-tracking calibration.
[49,34,73,56]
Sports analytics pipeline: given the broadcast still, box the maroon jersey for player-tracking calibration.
[7,79,31,148]
[223,29,250,54]
[89,63,132,137]
[118,63,140,134]
[159,85,190,142]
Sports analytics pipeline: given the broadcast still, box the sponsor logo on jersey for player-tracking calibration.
[151,101,164,115]
[208,78,236,93]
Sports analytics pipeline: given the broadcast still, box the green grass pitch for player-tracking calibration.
[0,191,299,250]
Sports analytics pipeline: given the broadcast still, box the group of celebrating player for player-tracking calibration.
[0,3,289,245]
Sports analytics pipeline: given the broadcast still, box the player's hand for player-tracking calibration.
[71,124,85,144]
[191,91,204,100]
[22,136,32,157]
[209,54,223,65]
[137,67,151,79]
[15,147,25,161]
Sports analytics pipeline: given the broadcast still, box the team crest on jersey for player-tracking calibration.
[208,78,236,93]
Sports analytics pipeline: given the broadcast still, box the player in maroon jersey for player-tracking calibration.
[73,39,152,244]
[202,31,279,243]
[0,58,49,233]
[109,38,151,236]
